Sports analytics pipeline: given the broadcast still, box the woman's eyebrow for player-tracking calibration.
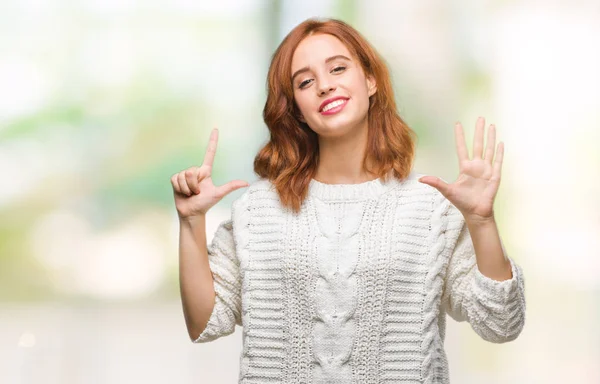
[291,54,351,82]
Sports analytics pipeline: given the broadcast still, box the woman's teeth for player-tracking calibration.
[322,99,346,112]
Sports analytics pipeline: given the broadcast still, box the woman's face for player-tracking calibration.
[291,33,376,138]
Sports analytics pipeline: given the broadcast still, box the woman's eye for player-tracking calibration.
[297,67,345,89]
[299,79,312,89]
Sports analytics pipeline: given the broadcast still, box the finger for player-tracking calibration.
[473,116,485,159]
[418,176,451,198]
[492,141,504,182]
[202,128,219,168]
[177,172,192,196]
[196,166,211,183]
[185,167,201,194]
[214,180,250,199]
[484,124,496,165]
[170,174,181,193]
[454,122,469,162]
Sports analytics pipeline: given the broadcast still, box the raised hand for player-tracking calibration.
[418,117,504,223]
[171,128,249,219]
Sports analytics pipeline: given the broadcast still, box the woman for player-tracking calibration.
[171,18,525,383]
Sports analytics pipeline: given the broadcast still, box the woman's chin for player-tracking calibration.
[325,120,367,136]
[314,126,358,139]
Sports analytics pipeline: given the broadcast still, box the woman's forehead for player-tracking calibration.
[291,34,353,70]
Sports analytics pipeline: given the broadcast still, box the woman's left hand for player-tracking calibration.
[418,117,504,224]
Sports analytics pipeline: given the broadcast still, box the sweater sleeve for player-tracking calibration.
[441,221,526,343]
[193,217,242,343]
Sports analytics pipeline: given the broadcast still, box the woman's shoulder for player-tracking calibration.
[395,170,463,218]
[394,170,440,198]
[230,178,285,252]
[231,177,281,212]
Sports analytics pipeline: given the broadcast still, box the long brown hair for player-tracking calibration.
[254,17,416,213]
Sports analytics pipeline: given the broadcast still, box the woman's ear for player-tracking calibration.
[367,75,377,97]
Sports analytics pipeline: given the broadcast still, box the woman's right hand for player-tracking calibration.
[171,128,249,220]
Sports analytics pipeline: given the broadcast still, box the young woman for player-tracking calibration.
[171,18,525,384]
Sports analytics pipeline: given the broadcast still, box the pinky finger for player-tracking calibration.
[171,175,181,194]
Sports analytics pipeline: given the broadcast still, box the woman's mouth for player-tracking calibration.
[320,99,348,115]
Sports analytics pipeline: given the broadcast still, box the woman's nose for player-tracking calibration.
[318,82,336,96]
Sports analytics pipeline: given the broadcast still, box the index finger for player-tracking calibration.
[202,128,219,167]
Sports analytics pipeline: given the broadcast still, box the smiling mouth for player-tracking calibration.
[320,99,348,115]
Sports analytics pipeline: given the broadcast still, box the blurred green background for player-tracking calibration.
[1,0,599,383]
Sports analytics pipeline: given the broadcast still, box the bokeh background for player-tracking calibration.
[1,0,599,383]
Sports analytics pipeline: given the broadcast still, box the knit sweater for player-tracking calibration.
[194,171,526,384]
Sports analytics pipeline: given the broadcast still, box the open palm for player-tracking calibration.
[418,117,504,222]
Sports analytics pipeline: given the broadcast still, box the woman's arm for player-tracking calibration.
[178,214,216,341]
[442,218,526,343]
[170,128,248,342]
[465,216,512,281]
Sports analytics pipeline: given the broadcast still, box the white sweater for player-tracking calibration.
[194,171,526,384]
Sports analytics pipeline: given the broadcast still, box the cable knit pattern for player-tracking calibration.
[441,212,526,344]
[310,197,362,383]
[193,171,526,383]
[193,218,242,343]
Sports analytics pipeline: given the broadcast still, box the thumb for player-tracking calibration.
[215,180,250,199]
[418,176,450,198]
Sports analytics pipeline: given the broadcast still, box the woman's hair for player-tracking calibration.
[254,17,416,213]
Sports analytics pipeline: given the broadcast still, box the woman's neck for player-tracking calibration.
[314,125,377,185]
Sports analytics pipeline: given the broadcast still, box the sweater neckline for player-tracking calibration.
[308,170,401,202]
